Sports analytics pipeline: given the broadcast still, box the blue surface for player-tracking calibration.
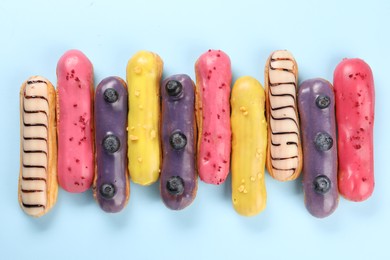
[1,0,389,259]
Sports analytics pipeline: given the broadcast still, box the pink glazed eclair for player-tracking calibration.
[57,50,95,193]
[333,58,375,201]
[195,50,232,185]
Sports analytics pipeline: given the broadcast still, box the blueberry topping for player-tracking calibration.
[166,176,184,195]
[103,135,120,153]
[313,175,331,194]
[169,131,187,150]
[314,132,333,151]
[316,95,331,109]
[104,88,119,103]
[100,183,115,199]
[165,80,183,97]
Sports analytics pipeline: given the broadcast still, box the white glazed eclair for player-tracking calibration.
[264,50,303,181]
[19,76,58,217]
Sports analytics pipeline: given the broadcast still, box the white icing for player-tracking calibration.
[268,51,300,179]
[21,77,49,214]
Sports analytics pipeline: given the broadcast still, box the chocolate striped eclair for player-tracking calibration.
[19,76,58,217]
[264,50,303,181]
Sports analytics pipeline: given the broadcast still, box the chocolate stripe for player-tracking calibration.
[24,95,48,102]
[27,80,47,85]
[271,114,298,127]
[271,58,294,62]
[22,177,46,182]
[21,189,44,193]
[271,130,299,136]
[23,150,47,155]
[270,82,296,87]
[22,203,46,209]
[272,164,296,171]
[22,164,46,170]
[23,123,48,129]
[271,156,298,161]
[23,137,47,141]
[269,91,296,101]
[271,105,295,111]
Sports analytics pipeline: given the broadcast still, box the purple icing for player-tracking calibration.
[160,74,197,210]
[95,77,128,213]
[298,78,338,218]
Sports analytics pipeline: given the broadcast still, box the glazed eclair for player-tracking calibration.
[19,76,58,217]
[264,50,303,181]
[160,74,197,210]
[94,77,130,213]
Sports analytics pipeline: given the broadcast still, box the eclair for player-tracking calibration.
[195,49,232,185]
[231,76,267,216]
[264,50,303,181]
[160,74,197,210]
[333,58,375,202]
[298,78,338,218]
[19,76,58,217]
[57,50,95,193]
[94,77,129,213]
[126,51,163,185]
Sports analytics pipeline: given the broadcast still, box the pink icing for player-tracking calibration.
[196,50,232,185]
[57,50,94,193]
[334,58,375,201]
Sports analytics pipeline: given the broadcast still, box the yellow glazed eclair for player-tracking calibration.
[231,76,267,216]
[126,51,163,185]
[19,76,58,217]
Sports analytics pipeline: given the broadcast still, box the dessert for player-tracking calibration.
[264,50,303,181]
[126,51,163,185]
[333,58,375,201]
[231,76,267,216]
[298,78,338,218]
[57,49,95,193]
[94,77,129,213]
[19,76,58,217]
[195,49,232,185]
[160,75,197,210]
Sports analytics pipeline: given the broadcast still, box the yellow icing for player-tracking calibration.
[230,76,267,216]
[126,51,163,185]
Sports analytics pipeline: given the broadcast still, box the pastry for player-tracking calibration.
[333,58,375,201]
[231,76,267,216]
[160,74,197,210]
[195,49,232,185]
[298,78,338,218]
[56,49,95,192]
[126,51,163,185]
[264,50,303,181]
[94,77,129,212]
[19,76,58,217]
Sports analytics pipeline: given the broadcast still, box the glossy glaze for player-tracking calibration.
[57,50,94,193]
[265,50,302,181]
[126,51,163,185]
[94,77,129,213]
[19,76,58,217]
[334,58,375,201]
[298,78,338,218]
[231,76,267,216]
[195,50,232,185]
[160,74,197,210]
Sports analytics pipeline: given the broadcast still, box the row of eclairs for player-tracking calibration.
[19,49,375,218]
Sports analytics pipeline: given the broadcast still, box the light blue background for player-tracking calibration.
[1,0,389,259]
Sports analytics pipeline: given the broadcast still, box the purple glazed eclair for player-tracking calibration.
[93,77,129,213]
[298,78,338,218]
[160,74,197,210]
